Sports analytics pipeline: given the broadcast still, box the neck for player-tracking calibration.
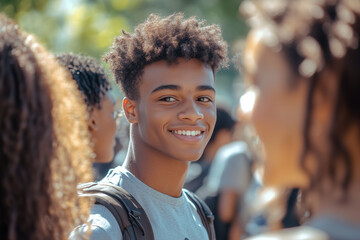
[123,126,189,198]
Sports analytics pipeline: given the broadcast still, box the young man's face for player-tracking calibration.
[131,58,216,162]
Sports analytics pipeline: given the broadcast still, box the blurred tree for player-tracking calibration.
[1,0,248,109]
[1,0,49,18]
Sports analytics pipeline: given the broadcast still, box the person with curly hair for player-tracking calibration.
[57,53,117,164]
[0,14,93,240]
[74,13,228,240]
[239,0,360,239]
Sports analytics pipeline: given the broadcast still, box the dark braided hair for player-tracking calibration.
[57,53,111,110]
[0,14,93,240]
[104,13,228,100]
[241,0,360,197]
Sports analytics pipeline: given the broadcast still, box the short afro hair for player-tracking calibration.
[104,13,228,100]
[57,53,111,110]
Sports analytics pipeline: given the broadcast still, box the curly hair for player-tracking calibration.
[0,15,93,240]
[241,0,360,196]
[57,53,111,110]
[104,13,228,100]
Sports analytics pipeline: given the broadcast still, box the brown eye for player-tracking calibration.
[198,96,212,102]
[160,96,177,102]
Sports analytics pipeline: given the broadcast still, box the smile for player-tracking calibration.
[171,130,202,136]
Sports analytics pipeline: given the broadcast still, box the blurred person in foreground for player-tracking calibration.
[230,91,300,239]
[0,14,93,240]
[239,0,360,239]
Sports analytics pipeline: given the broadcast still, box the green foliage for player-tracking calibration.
[1,0,248,109]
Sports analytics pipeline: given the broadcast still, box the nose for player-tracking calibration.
[178,99,204,122]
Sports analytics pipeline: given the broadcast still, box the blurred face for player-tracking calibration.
[90,92,117,163]
[241,30,309,188]
[130,58,216,162]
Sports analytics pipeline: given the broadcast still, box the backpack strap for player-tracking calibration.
[183,189,216,240]
[78,182,154,240]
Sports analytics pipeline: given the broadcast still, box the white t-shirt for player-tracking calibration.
[71,166,209,240]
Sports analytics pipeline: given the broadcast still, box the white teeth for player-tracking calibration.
[173,130,202,136]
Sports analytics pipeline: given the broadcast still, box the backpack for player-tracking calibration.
[78,182,216,240]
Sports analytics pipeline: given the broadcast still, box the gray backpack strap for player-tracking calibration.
[183,189,216,240]
[78,182,154,240]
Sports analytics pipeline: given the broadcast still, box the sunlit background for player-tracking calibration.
[1,0,249,110]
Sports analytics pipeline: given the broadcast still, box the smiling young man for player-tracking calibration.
[76,13,228,240]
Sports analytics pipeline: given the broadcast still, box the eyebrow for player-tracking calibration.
[151,84,215,94]
[151,85,180,93]
[196,85,215,93]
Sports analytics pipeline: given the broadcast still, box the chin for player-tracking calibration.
[173,153,202,162]
[98,153,114,164]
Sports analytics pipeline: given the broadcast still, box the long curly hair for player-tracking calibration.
[0,15,93,240]
[104,13,229,100]
[241,0,360,197]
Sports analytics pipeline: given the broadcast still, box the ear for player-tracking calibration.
[122,97,138,124]
[88,111,98,133]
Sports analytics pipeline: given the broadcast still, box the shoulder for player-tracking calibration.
[245,226,329,240]
[86,204,123,240]
[69,222,114,240]
[99,166,124,184]
[89,225,116,240]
